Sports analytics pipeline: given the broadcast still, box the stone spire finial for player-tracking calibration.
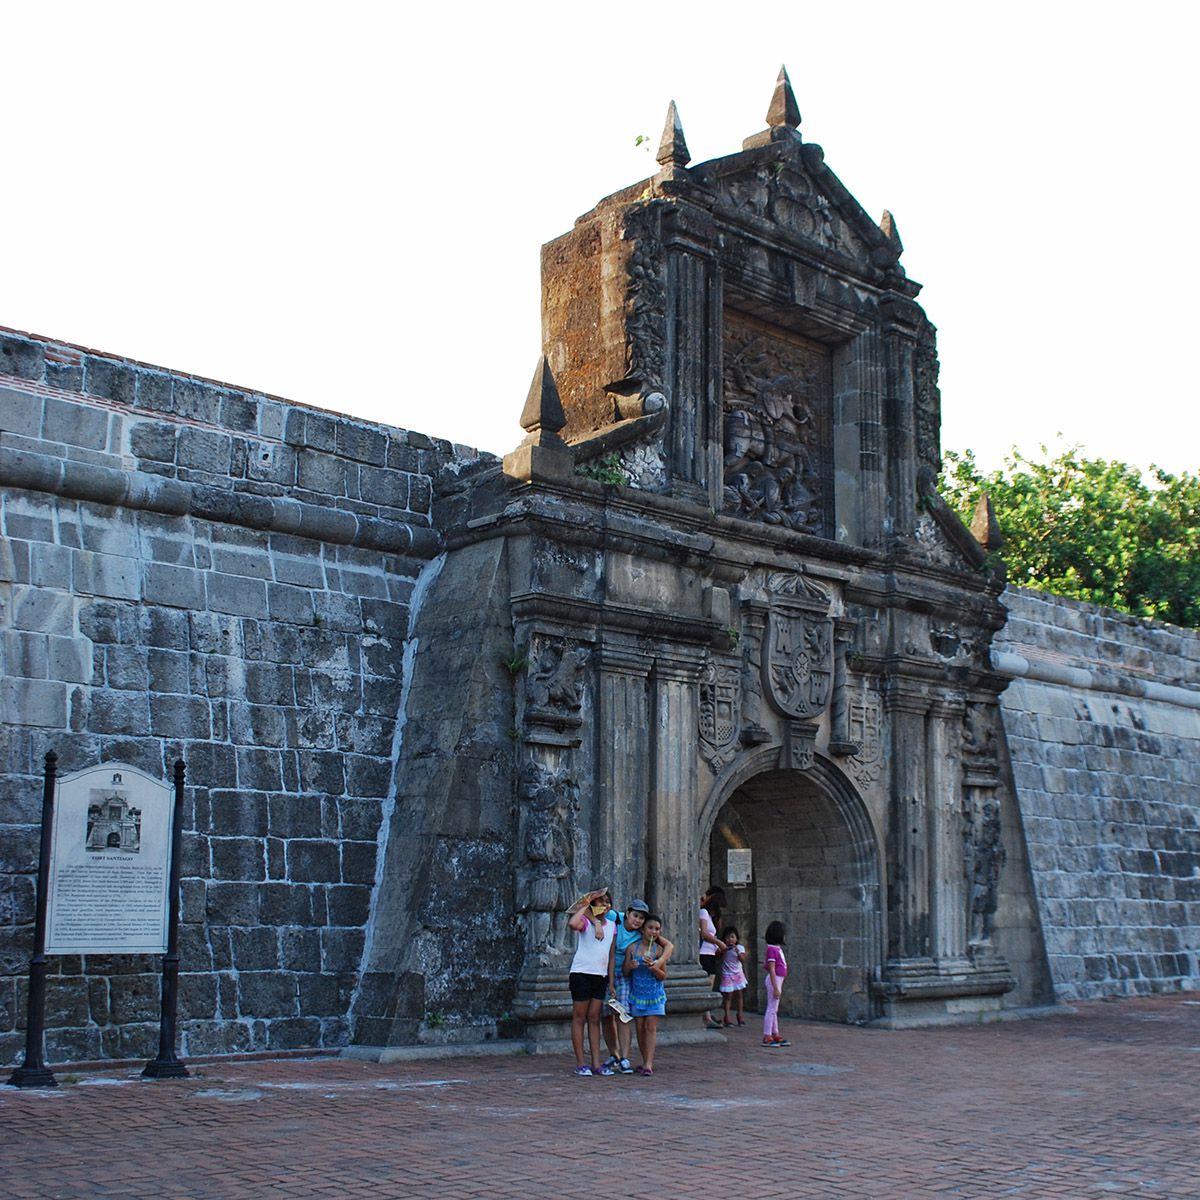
[505,357,573,484]
[970,493,1005,553]
[880,210,904,255]
[656,100,691,170]
[766,65,801,130]
[519,358,567,442]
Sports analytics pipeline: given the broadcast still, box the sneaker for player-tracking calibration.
[772,1037,791,1047]
[617,1058,634,1074]
[762,1037,781,1048]
[595,1063,615,1076]
[573,1064,593,1076]
[600,1055,619,1071]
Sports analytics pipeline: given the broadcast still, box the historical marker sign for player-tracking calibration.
[46,764,174,955]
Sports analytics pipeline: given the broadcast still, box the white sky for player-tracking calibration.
[3,1,1197,476]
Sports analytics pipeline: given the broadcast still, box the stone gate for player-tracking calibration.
[350,71,1026,1049]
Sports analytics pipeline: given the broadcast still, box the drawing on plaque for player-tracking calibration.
[85,772,141,853]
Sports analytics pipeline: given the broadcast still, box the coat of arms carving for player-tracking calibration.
[763,607,832,719]
[846,691,883,788]
[699,658,742,771]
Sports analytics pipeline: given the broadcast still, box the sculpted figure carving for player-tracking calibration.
[515,759,578,962]
[962,704,998,763]
[964,796,1006,944]
[721,324,830,534]
[527,642,588,714]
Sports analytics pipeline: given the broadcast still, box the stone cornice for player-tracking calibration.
[0,445,441,559]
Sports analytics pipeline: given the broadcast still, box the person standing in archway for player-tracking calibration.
[698,887,727,1030]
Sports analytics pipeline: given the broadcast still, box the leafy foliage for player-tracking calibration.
[576,452,627,486]
[940,445,1200,629]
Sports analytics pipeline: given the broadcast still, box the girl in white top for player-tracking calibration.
[566,888,616,1076]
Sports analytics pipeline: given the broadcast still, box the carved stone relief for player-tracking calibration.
[760,572,833,721]
[524,637,589,741]
[515,759,579,963]
[845,686,883,788]
[716,164,860,257]
[721,314,833,536]
[914,515,959,569]
[962,703,999,767]
[963,791,1006,945]
[624,205,666,391]
[698,657,742,771]
[914,319,942,476]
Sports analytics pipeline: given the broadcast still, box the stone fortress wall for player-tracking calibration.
[0,326,484,1064]
[2,316,1198,1065]
[994,588,1200,1000]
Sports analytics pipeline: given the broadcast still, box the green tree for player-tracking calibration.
[940,445,1200,629]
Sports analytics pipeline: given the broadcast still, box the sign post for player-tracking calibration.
[7,752,60,1089]
[143,759,189,1079]
[8,755,189,1087]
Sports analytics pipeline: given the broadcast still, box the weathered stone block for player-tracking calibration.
[0,335,44,380]
[287,839,339,883]
[326,885,371,927]
[297,751,345,795]
[280,928,321,972]
[178,972,218,1021]
[237,971,297,1018]
[321,928,365,973]
[150,694,211,739]
[341,840,378,886]
[259,882,319,927]
[2,678,69,729]
[205,882,262,926]
[141,562,207,611]
[206,573,268,619]
[211,837,266,882]
[268,795,322,839]
[266,1016,322,1048]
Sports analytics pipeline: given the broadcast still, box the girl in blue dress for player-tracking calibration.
[623,914,668,1076]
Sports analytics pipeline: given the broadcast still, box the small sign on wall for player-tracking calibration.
[727,848,753,887]
[46,764,175,955]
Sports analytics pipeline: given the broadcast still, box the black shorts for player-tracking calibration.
[569,972,608,1002]
[699,954,719,977]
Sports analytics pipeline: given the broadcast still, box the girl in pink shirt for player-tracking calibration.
[762,920,791,1047]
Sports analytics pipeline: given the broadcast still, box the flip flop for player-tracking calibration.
[634,1066,654,1076]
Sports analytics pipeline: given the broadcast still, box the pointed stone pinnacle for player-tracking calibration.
[970,493,1005,553]
[766,65,801,130]
[656,100,691,169]
[519,357,566,440]
[880,210,904,254]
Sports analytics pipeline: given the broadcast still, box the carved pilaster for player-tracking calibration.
[928,696,967,963]
[885,685,930,960]
[597,644,652,907]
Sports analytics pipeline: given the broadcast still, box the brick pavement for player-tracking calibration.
[2,995,1197,1199]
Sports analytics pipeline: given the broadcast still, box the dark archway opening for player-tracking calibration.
[708,767,879,1024]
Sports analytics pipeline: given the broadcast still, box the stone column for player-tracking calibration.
[885,684,931,961]
[928,695,968,964]
[880,297,922,536]
[596,643,652,906]
[647,651,712,1017]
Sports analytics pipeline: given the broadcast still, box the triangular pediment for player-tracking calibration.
[696,144,896,273]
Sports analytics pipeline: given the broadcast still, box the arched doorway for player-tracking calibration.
[705,759,882,1024]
